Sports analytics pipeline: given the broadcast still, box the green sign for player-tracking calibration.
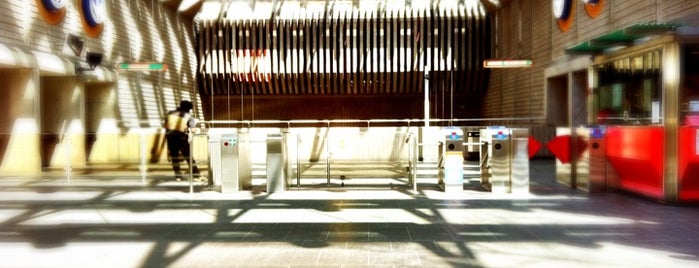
[117,62,168,71]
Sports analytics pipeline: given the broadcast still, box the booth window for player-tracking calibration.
[594,51,662,125]
[681,45,699,126]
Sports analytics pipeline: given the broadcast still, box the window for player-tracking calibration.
[594,51,662,125]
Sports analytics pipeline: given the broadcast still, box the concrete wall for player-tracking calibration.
[0,1,197,173]
[488,0,699,156]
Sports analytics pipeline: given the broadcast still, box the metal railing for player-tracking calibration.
[48,117,539,193]
[201,117,544,128]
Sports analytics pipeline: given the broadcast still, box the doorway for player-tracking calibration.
[39,76,83,168]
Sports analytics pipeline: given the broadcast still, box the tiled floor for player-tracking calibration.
[1,159,699,267]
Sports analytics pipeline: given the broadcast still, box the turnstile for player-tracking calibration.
[510,128,530,194]
[266,133,293,193]
[575,126,617,192]
[220,133,252,193]
[554,127,573,187]
[484,127,530,194]
[439,128,464,192]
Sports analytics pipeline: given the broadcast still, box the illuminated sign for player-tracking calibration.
[82,0,106,26]
[80,0,106,37]
[552,0,572,19]
[583,0,604,18]
[117,62,168,72]
[483,59,532,68]
[553,0,573,32]
[42,0,66,11]
[37,0,67,25]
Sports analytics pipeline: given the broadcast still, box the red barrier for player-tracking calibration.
[546,135,588,164]
[606,126,664,200]
[679,127,699,201]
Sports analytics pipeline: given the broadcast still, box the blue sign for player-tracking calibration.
[495,131,508,140]
[553,0,572,20]
[42,0,66,11]
[591,127,605,139]
[82,0,106,26]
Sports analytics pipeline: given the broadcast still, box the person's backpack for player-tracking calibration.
[164,112,191,132]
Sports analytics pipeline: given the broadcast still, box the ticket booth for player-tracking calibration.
[571,24,699,202]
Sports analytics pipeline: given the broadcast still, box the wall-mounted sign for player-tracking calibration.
[552,0,573,32]
[82,0,106,26]
[483,59,532,68]
[583,0,604,18]
[80,0,106,37]
[37,0,67,25]
[117,62,169,72]
[553,0,572,20]
[43,0,67,11]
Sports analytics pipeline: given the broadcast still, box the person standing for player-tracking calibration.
[164,100,200,180]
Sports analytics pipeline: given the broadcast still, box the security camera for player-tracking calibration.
[86,52,103,68]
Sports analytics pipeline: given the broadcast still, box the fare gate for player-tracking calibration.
[481,127,530,194]
[219,133,252,193]
[203,126,529,194]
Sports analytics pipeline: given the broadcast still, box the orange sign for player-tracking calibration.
[37,0,67,25]
[583,0,604,18]
[553,0,574,32]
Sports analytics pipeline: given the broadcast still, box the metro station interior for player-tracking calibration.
[2,0,699,267]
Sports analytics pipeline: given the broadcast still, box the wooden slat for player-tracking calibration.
[439,7,445,76]
[330,13,336,95]
[320,13,326,95]
[200,6,491,99]
[353,13,358,95]
[277,18,284,95]
[383,11,388,94]
[304,18,311,95]
[255,19,263,95]
[390,10,397,94]
[271,18,279,94]
[224,20,231,96]
[431,7,436,81]
[294,17,301,95]
[340,13,347,94]
[368,12,373,94]
[359,14,366,95]
[257,19,267,95]
[311,18,322,95]
[216,21,223,95]
[231,20,237,90]
[202,21,210,95]
[285,18,291,95]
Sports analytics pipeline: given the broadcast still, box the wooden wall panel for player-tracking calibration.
[486,0,699,122]
[198,6,492,122]
[487,0,699,156]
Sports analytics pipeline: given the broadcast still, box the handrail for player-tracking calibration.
[200,117,545,128]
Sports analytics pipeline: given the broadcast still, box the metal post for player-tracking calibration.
[424,67,430,127]
[450,68,454,124]
[412,132,418,192]
[64,128,72,183]
[407,133,413,185]
[189,132,194,194]
[139,129,147,183]
[326,128,330,186]
[296,133,301,187]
